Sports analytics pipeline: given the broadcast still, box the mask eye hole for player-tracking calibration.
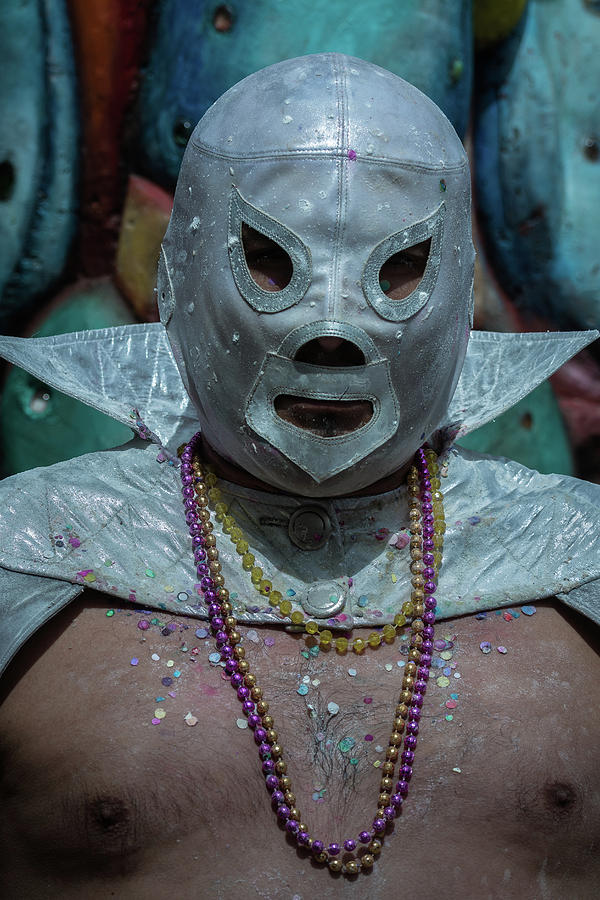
[242,223,293,292]
[378,238,431,300]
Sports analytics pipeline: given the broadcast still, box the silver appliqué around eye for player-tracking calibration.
[362,203,445,322]
[228,187,312,313]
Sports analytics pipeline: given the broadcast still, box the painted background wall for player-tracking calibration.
[0,0,598,480]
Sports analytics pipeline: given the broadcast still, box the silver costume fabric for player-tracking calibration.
[1,440,599,677]
[0,51,598,678]
[160,53,476,496]
[0,324,594,459]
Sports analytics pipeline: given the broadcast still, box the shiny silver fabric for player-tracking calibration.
[0,324,595,457]
[1,442,599,677]
[160,53,475,496]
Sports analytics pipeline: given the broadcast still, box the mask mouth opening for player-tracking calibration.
[274,338,373,436]
[274,395,374,437]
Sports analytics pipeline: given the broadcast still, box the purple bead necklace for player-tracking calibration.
[180,432,443,877]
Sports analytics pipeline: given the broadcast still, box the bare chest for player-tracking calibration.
[1,598,599,899]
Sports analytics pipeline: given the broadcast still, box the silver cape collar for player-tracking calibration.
[0,323,596,458]
[0,324,598,677]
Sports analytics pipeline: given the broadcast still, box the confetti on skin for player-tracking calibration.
[154,708,166,719]
[208,653,221,664]
[309,646,320,657]
[106,610,115,617]
[446,699,457,709]
[434,639,446,651]
[130,657,139,666]
[475,612,487,620]
[161,677,173,686]
[521,605,537,616]
[375,745,383,753]
[151,718,161,725]
[350,758,359,766]
[436,676,450,687]
[397,660,405,668]
[166,660,175,668]
[453,767,461,773]
[440,650,453,661]
[480,641,492,654]
[385,663,393,672]
[497,646,508,654]
[348,668,357,677]
[246,630,260,643]
[173,670,182,678]
[195,628,208,638]
[168,691,177,698]
[264,636,275,647]
[453,672,461,679]
[316,732,325,742]
[363,697,373,704]
[445,715,453,721]
[373,760,382,768]
[312,679,320,686]
[138,619,150,630]
[327,702,340,716]
[236,718,248,729]
[151,653,160,661]
[338,737,355,753]
[365,734,374,742]
[297,684,309,696]
[185,713,198,727]
[503,612,513,622]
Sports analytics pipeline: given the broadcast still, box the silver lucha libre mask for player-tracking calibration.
[159,53,474,497]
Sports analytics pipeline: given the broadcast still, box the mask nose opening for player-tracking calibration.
[293,337,365,367]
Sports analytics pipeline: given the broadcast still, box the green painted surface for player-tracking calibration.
[0,281,135,476]
[457,380,574,476]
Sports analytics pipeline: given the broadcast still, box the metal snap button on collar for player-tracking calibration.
[301,580,347,618]
[288,505,331,551]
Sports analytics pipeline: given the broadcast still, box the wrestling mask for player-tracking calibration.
[160,53,474,496]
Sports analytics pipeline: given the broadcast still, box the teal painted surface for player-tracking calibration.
[457,381,574,476]
[0,0,79,329]
[139,0,472,184]
[474,0,600,330]
[0,282,135,476]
